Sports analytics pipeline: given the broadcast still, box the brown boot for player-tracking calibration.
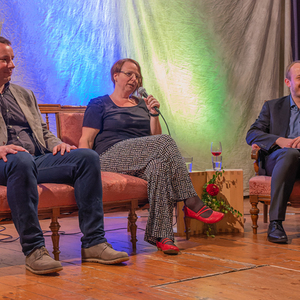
[25,247,63,275]
[82,242,129,264]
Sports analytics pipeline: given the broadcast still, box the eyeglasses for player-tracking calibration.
[119,71,141,80]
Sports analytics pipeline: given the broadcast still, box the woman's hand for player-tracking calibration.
[142,95,162,135]
[144,95,160,114]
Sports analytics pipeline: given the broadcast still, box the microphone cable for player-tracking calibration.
[157,110,171,137]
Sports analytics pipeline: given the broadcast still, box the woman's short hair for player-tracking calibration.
[0,36,11,46]
[110,58,143,90]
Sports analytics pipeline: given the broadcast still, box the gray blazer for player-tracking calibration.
[0,83,62,151]
[246,96,290,153]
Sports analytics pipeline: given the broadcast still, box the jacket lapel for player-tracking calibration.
[0,111,7,146]
[8,84,46,148]
[273,96,290,137]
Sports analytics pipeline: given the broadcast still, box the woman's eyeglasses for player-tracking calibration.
[119,71,141,80]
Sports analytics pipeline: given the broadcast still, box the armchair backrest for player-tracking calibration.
[58,112,85,147]
[38,104,86,147]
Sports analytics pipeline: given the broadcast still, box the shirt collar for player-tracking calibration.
[3,82,10,93]
[290,95,297,108]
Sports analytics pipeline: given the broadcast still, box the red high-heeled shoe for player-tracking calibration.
[183,205,224,224]
[183,206,224,240]
[156,238,180,255]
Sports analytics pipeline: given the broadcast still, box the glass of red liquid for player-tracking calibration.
[211,142,222,171]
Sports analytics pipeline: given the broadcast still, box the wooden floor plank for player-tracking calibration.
[182,237,300,270]
[0,281,51,300]
[0,200,300,299]
[155,265,300,300]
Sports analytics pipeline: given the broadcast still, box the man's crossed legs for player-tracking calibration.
[265,148,300,243]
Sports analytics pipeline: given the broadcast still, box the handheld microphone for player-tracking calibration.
[138,87,171,136]
[138,87,160,114]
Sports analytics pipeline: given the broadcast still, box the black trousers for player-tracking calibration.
[265,148,300,221]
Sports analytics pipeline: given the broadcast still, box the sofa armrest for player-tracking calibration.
[250,144,260,175]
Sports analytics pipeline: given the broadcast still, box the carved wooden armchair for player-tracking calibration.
[249,145,300,233]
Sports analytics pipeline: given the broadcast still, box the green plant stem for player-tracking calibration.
[202,169,242,237]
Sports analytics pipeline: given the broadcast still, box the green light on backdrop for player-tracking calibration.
[117,1,228,168]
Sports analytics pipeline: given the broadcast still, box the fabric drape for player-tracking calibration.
[0,0,292,193]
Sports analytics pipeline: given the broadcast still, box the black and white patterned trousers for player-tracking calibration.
[99,134,198,245]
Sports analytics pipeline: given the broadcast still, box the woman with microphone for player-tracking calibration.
[79,58,223,255]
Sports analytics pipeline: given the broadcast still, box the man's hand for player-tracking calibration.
[52,143,77,155]
[251,144,260,150]
[0,145,29,162]
[287,136,300,148]
[276,137,300,148]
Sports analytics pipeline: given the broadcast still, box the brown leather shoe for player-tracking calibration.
[25,247,63,275]
[82,242,129,264]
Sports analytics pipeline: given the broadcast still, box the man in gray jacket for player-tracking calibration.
[0,36,129,275]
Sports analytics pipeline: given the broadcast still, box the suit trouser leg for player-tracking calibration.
[0,152,45,256]
[265,148,300,221]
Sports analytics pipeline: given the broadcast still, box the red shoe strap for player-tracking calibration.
[196,205,211,216]
[161,238,174,245]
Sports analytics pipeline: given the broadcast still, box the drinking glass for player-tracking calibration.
[183,157,193,172]
[211,142,222,171]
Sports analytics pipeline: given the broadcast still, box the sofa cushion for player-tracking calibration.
[249,176,271,195]
[249,175,300,207]
[0,172,148,213]
[0,184,76,212]
[101,172,147,201]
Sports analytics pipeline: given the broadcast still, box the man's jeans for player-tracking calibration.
[0,149,106,256]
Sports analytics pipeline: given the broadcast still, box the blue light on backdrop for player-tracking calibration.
[0,0,245,178]
[0,0,129,104]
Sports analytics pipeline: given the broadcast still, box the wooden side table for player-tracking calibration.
[175,169,244,237]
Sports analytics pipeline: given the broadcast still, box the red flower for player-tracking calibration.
[206,184,219,196]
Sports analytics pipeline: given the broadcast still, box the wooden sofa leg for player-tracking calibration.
[50,207,61,261]
[128,206,138,251]
[249,195,259,234]
[263,204,268,223]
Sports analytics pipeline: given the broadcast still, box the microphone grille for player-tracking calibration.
[138,87,146,96]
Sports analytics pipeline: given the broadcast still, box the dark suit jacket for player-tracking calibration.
[246,95,290,153]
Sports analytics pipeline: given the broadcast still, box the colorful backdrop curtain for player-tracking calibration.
[0,0,292,193]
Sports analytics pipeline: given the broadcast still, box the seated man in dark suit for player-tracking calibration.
[246,60,300,244]
[0,36,129,275]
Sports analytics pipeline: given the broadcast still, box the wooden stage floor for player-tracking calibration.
[0,199,299,299]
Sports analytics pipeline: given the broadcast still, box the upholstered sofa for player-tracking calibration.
[0,104,148,260]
